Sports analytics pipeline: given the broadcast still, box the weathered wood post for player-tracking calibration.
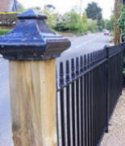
[114,0,122,44]
[0,9,70,146]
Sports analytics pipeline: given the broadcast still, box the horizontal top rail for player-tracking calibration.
[108,44,124,57]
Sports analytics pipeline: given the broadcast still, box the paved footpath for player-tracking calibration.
[101,89,125,146]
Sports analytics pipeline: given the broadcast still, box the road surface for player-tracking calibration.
[58,32,111,61]
[0,33,111,146]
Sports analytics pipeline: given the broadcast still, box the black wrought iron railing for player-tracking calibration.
[57,44,124,146]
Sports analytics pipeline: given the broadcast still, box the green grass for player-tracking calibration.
[0,28,11,35]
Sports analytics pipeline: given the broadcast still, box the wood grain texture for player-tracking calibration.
[9,60,57,146]
[114,0,122,45]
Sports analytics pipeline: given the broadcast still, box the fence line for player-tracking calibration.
[57,44,124,146]
[1,9,124,146]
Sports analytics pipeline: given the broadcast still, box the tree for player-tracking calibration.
[85,2,104,31]
[105,16,114,31]
[65,10,82,31]
[118,5,125,41]
[43,4,57,28]
[44,4,56,11]
[64,10,88,33]
[86,2,102,20]
[81,14,89,32]
[97,19,105,31]
[88,19,97,32]
[55,10,89,33]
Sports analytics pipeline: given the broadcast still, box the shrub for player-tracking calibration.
[55,10,89,33]
[118,6,125,85]
[118,5,125,41]
[88,19,97,32]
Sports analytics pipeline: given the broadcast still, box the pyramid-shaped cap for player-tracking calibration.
[0,9,71,60]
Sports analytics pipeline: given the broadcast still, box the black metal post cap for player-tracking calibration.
[0,9,71,60]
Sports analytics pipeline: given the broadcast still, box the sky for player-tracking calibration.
[18,0,114,19]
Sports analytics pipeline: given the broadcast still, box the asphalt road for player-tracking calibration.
[0,32,111,146]
[58,32,111,62]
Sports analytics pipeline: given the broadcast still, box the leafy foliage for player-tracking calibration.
[88,19,97,32]
[43,5,57,29]
[86,2,104,31]
[97,19,105,31]
[64,11,88,33]
[65,11,81,31]
[55,10,89,33]
[105,16,114,31]
[29,5,99,33]
[118,5,125,41]
[118,6,125,80]
[86,2,102,20]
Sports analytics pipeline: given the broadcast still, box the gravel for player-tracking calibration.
[100,89,125,146]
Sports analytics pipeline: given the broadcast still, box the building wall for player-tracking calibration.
[0,0,14,12]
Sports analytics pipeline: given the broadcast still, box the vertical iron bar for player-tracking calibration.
[66,60,71,146]
[105,47,109,133]
[87,53,91,146]
[80,56,85,146]
[59,62,66,146]
[71,59,76,146]
[84,54,89,146]
[76,57,81,146]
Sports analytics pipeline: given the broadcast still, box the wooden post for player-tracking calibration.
[10,60,57,146]
[0,9,70,146]
[114,0,122,45]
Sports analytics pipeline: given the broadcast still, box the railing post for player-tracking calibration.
[0,9,70,146]
[120,44,124,95]
[105,46,110,133]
